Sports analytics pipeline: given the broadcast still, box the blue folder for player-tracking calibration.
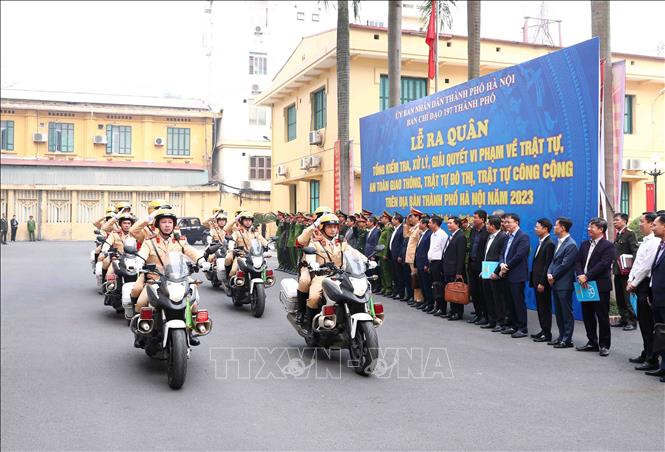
[630,292,638,315]
[481,261,499,279]
[573,281,600,302]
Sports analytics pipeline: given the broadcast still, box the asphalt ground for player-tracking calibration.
[1,241,663,451]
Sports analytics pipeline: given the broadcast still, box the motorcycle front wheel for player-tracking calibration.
[350,321,379,376]
[167,329,188,389]
[251,284,266,318]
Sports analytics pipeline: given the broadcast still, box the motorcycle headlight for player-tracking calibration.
[253,256,263,268]
[350,277,368,297]
[167,282,187,303]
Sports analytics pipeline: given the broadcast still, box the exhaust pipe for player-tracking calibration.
[194,319,213,336]
[137,319,154,334]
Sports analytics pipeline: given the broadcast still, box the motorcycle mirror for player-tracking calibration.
[94,229,101,234]
[173,230,181,239]
[96,234,106,242]
[374,244,385,252]
[303,246,317,255]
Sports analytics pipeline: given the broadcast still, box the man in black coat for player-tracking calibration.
[482,215,507,331]
[575,217,616,356]
[467,209,489,325]
[530,218,555,342]
[647,214,665,381]
[388,213,406,299]
[443,216,467,321]
[612,213,639,330]
[415,216,433,310]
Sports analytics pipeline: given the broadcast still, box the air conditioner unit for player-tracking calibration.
[308,130,323,146]
[629,159,643,170]
[277,165,288,177]
[32,132,47,143]
[93,135,107,144]
[308,155,321,169]
[154,137,165,146]
[300,157,310,170]
[623,159,632,170]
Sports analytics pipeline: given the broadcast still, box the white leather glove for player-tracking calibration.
[146,214,154,223]
[200,261,212,272]
[235,214,242,222]
[313,218,321,229]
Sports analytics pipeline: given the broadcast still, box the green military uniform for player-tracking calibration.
[292,222,304,273]
[378,224,394,294]
[280,219,291,272]
[27,218,36,242]
[357,228,368,255]
[275,219,285,270]
[287,221,298,273]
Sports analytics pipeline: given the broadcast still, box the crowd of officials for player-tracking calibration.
[275,208,665,382]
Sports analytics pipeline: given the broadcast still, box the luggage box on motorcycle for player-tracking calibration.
[279,279,299,313]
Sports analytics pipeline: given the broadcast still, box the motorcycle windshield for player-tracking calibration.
[164,252,189,282]
[250,238,262,255]
[343,251,366,276]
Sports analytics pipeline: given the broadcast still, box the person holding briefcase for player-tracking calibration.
[443,216,467,321]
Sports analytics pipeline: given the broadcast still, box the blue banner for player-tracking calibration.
[360,38,600,317]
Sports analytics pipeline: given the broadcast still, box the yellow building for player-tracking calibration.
[258,25,665,217]
[0,90,271,240]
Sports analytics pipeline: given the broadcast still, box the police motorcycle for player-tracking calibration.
[279,245,385,376]
[103,237,140,315]
[202,233,228,289]
[129,251,212,390]
[91,229,105,275]
[227,237,276,318]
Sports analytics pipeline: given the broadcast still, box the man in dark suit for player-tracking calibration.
[530,218,555,342]
[388,213,405,299]
[467,209,490,325]
[574,217,615,356]
[493,213,530,337]
[364,216,382,292]
[482,215,507,331]
[415,216,433,309]
[646,214,665,381]
[344,215,359,248]
[443,216,467,320]
[547,217,579,348]
[612,213,639,330]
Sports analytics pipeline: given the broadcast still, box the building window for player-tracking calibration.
[620,181,630,215]
[106,125,132,154]
[0,120,14,151]
[380,75,428,111]
[249,156,271,180]
[286,104,296,141]
[48,122,74,152]
[624,95,634,134]
[312,13,320,22]
[249,104,268,126]
[167,127,190,156]
[367,20,385,27]
[310,180,320,212]
[297,11,305,20]
[312,87,326,130]
[249,52,267,75]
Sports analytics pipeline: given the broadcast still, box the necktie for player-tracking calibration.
[655,241,665,268]
[504,233,514,261]
[584,240,596,274]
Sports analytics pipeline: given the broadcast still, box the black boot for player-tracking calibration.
[189,331,200,346]
[302,307,318,336]
[295,291,308,325]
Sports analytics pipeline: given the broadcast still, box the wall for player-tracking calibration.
[0,186,272,241]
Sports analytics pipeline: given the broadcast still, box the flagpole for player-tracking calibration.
[434,1,439,93]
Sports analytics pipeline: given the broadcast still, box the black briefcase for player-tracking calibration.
[653,323,665,355]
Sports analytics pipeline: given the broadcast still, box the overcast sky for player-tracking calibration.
[1,1,663,100]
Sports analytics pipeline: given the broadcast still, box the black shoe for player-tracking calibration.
[645,369,665,377]
[301,307,317,336]
[511,331,528,338]
[501,328,516,335]
[530,331,544,339]
[416,304,428,310]
[623,324,637,331]
[576,343,599,352]
[629,354,646,364]
[423,306,436,314]
[407,300,416,306]
[599,347,610,357]
[547,339,562,346]
[295,291,307,326]
[491,326,504,332]
[399,296,409,302]
[611,321,628,328]
[660,376,665,383]
[433,310,446,317]
[189,333,200,347]
[533,336,551,343]
[553,342,574,348]
[635,362,659,371]
[480,323,496,329]
[467,315,480,324]
[448,314,461,321]
[476,318,489,326]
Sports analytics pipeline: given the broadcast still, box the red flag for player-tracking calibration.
[426,0,437,79]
